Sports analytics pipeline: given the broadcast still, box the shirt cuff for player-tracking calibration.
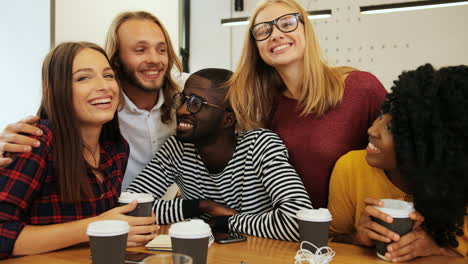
[0,221,26,259]
[182,199,201,219]
[214,216,230,233]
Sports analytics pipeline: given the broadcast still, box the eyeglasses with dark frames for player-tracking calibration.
[250,13,303,41]
[172,92,225,114]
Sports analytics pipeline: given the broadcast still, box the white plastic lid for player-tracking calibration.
[118,192,154,203]
[296,208,332,222]
[373,199,415,218]
[169,219,212,239]
[86,220,129,237]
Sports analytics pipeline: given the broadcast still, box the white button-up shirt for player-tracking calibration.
[118,72,188,190]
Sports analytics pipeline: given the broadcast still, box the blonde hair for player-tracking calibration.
[104,11,183,124]
[228,0,355,130]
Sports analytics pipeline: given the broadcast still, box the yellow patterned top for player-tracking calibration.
[328,150,467,257]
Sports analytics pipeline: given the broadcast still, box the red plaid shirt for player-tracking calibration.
[0,120,129,259]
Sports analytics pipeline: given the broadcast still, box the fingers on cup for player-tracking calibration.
[364,197,384,207]
[387,243,415,259]
[127,241,146,247]
[119,200,138,213]
[367,220,398,242]
[129,223,159,236]
[388,231,417,252]
[366,206,393,223]
[365,227,392,243]
[386,245,418,263]
[130,233,157,244]
[125,215,155,226]
[142,215,156,225]
[409,211,425,222]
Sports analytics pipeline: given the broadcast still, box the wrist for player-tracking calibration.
[351,231,361,245]
[183,199,201,218]
[199,200,212,212]
[439,246,461,257]
[352,231,373,247]
[214,216,230,233]
[78,217,97,243]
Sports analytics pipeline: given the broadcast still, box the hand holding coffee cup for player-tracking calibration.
[354,197,398,247]
[119,192,155,217]
[370,199,415,261]
[96,201,158,247]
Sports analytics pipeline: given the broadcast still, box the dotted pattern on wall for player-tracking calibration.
[225,0,468,90]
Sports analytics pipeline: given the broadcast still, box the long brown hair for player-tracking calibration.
[104,11,183,124]
[228,0,355,131]
[38,42,122,203]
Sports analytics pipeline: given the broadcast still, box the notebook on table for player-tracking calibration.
[145,235,172,252]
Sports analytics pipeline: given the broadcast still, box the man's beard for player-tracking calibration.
[120,66,164,92]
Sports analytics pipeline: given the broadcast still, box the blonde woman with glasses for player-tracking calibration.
[228,0,387,208]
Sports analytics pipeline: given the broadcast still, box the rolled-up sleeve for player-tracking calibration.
[0,125,50,259]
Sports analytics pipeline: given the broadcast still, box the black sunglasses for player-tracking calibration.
[172,92,225,114]
[250,13,303,41]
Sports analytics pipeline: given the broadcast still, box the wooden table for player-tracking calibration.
[3,226,465,264]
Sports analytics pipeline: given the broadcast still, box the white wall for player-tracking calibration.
[55,0,179,52]
[190,0,231,71]
[0,0,180,130]
[2,0,467,129]
[0,0,50,129]
[190,0,468,89]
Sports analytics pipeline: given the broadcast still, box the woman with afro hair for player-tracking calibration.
[328,64,468,262]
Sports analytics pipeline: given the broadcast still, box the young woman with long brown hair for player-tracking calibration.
[228,0,387,208]
[0,42,158,259]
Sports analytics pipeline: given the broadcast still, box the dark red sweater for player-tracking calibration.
[269,71,387,208]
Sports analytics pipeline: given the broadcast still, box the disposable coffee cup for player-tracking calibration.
[169,220,212,264]
[119,192,154,217]
[87,220,129,264]
[296,208,332,254]
[372,199,415,261]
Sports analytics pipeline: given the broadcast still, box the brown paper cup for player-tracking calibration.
[87,220,129,264]
[169,220,212,264]
[171,237,209,264]
[372,199,415,261]
[119,192,154,217]
[296,208,332,254]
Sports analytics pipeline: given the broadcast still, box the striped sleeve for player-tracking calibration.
[227,130,313,241]
[126,136,185,224]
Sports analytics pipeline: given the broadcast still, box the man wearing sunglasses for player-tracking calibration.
[127,68,313,241]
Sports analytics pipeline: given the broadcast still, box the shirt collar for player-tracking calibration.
[122,88,165,113]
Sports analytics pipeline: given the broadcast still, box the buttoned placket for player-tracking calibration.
[148,110,159,154]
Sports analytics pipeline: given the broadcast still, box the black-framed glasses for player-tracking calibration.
[250,13,303,41]
[172,92,225,114]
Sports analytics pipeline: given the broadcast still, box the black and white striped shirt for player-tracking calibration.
[127,129,313,241]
